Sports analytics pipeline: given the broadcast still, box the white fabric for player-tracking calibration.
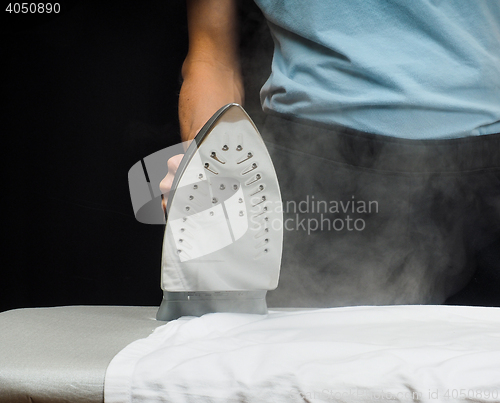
[104,305,500,403]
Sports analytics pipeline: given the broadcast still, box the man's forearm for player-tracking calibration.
[179,59,244,142]
[179,0,243,142]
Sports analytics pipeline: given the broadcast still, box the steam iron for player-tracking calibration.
[157,104,283,321]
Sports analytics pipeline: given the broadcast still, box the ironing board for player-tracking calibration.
[0,306,164,403]
[3,305,500,403]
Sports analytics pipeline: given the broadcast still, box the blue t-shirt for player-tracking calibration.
[253,0,500,139]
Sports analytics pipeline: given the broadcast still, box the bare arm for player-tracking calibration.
[179,0,244,141]
[161,0,243,209]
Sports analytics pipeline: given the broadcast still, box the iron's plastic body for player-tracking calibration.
[157,104,283,321]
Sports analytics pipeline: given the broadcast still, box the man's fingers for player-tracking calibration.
[161,154,184,194]
[167,154,184,174]
[161,194,167,214]
[160,154,184,213]
[160,173,175,213]
[159,173,174,195]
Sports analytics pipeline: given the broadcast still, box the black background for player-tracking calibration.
[2,0,271,312]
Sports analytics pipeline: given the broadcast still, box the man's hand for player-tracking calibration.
[160,154,184,213]
[161,0,243,215]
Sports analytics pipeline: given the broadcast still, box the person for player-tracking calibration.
[161,0,500,307]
